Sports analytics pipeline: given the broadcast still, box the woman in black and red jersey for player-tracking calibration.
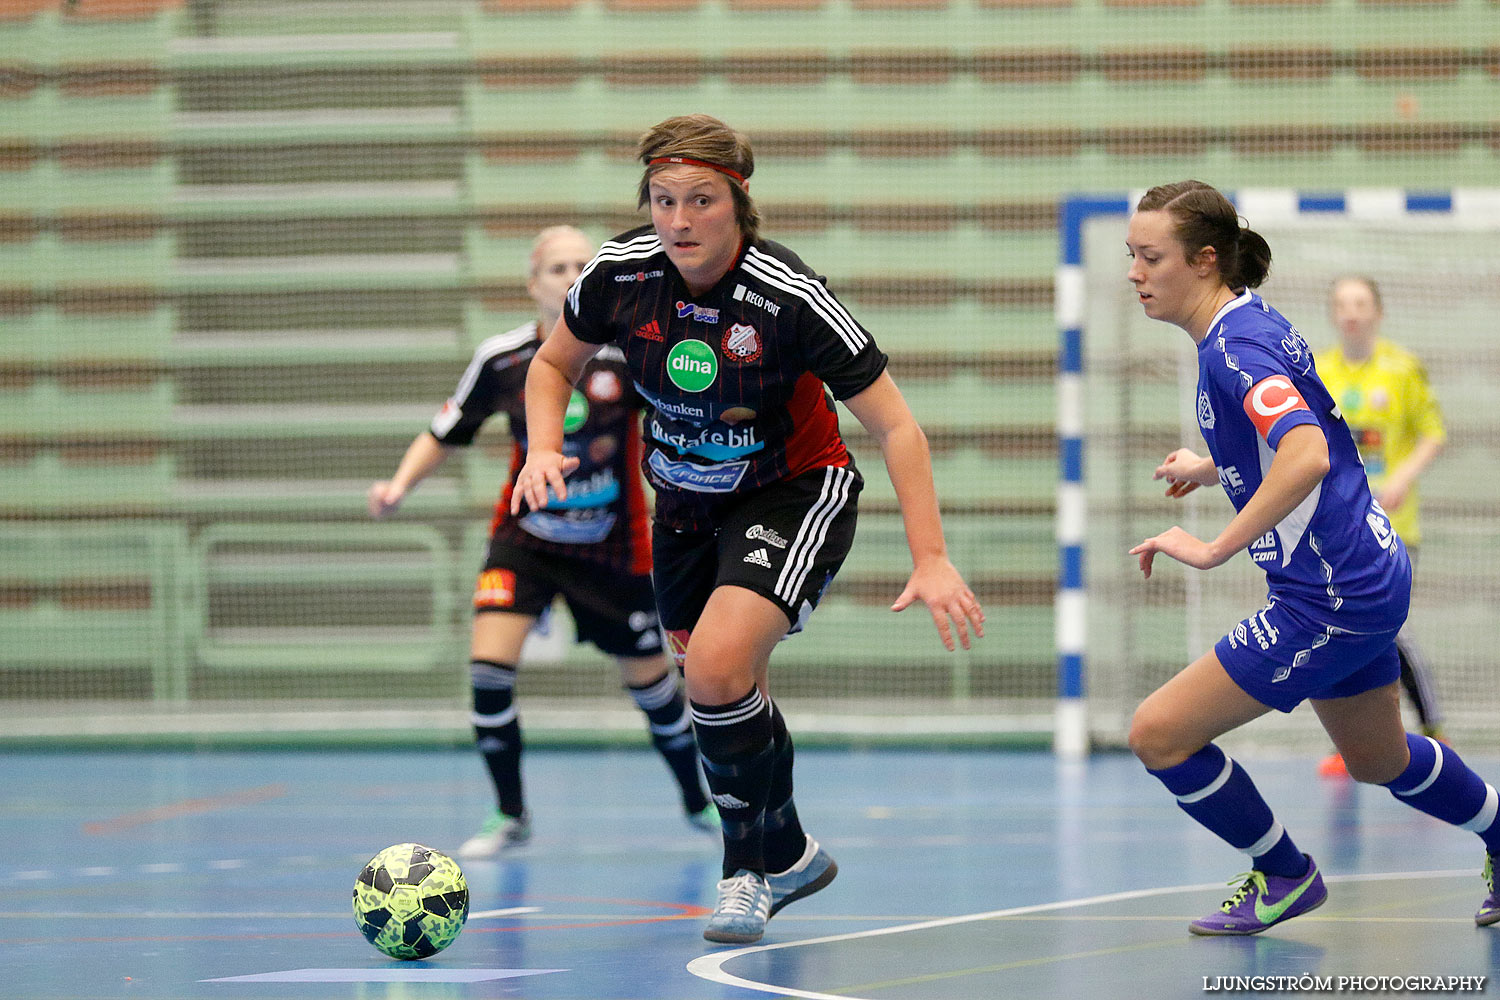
[370,225,713,860]
[511,116,985,944]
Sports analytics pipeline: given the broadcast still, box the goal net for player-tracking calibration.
[1066,190,1500,752]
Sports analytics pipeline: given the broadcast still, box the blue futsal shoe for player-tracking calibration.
[767,835,839,917]
[1478,853,1500,927]
[1189,855,1327,936]
[704,870,772,944]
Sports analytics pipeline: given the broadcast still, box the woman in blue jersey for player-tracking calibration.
[1124,180,1499,935]
[512,115,985,944]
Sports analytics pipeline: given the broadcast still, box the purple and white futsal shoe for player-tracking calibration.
[1189,854,1327,936]
[1478,853,1500,927]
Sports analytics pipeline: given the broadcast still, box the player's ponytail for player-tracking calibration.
[1137,180,1272,291]
[1233,227,1272,289]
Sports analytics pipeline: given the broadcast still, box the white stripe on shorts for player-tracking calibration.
[775,466,854,606]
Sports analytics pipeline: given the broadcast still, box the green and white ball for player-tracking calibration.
[352,843,469,960]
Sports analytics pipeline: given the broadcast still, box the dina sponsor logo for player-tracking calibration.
[666,339,717,393]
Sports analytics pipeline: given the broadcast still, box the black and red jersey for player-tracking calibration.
[429,320,652,575]
[563,226,888,530]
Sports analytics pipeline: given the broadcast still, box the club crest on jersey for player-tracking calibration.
[676,301,720,324]
[1197,390,1215,429]
[722,323,762,364]
[666,339,717,392]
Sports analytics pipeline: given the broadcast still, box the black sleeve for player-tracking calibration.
[428,342,533,446]
[796,276,889,400]
[563,256,616,346]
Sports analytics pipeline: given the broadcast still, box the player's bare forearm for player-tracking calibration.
[1153,448,1218,497]
[514,319,596,513]
[522,354,576,456]
[844,374,983,649]
[369,432,451,517]
[880,420,951,566]
[525,319,597,453]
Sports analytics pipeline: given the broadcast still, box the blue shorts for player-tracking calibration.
[1214,598,1402,713]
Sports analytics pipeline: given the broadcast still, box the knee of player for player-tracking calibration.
[1342,747,1408,785]
[1127,706,1189,771]
[682,641,757,699]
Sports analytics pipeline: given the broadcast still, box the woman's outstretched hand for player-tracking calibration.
[891,559,985,651]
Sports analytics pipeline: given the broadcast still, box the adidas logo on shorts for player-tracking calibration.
[742,548,773,569]
[712,792,750,810]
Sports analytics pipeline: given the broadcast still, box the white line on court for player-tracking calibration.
[686,870,1477,1000]
[469,907,542,919]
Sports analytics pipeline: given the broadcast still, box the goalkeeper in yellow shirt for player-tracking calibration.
[1318,276,1447,776]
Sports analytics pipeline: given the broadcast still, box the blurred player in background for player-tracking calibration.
[512,115,984,943]
[1316,276,1447,777]
[1124,180,1499,935]
[369,225,714,857]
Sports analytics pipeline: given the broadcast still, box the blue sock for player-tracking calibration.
[1384,734,1500,852]
[1149,743,1307,878]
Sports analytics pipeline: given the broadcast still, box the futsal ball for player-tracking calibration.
[352,843,469,960]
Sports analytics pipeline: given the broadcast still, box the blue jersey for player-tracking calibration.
[1195,291,1408,630]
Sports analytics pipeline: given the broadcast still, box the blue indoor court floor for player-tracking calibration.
[4,746,1498,999]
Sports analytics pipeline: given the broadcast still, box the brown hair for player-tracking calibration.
[1330,274,1383,312]
[637,114,760,244]
[1136,180,1272,290]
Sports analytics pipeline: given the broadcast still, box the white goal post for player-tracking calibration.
[1057,189,1500,756]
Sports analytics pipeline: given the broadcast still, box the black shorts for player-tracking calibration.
[474,539,663,659]
[652,465,861,665]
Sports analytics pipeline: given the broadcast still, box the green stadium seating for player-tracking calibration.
[186,522,462,672]
[3,0,1495,711]
[0,521,190,698]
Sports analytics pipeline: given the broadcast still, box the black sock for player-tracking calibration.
[691,687,775,877]
[628,671,710,814]
[763,699,809,874]
[471,659,524,818]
